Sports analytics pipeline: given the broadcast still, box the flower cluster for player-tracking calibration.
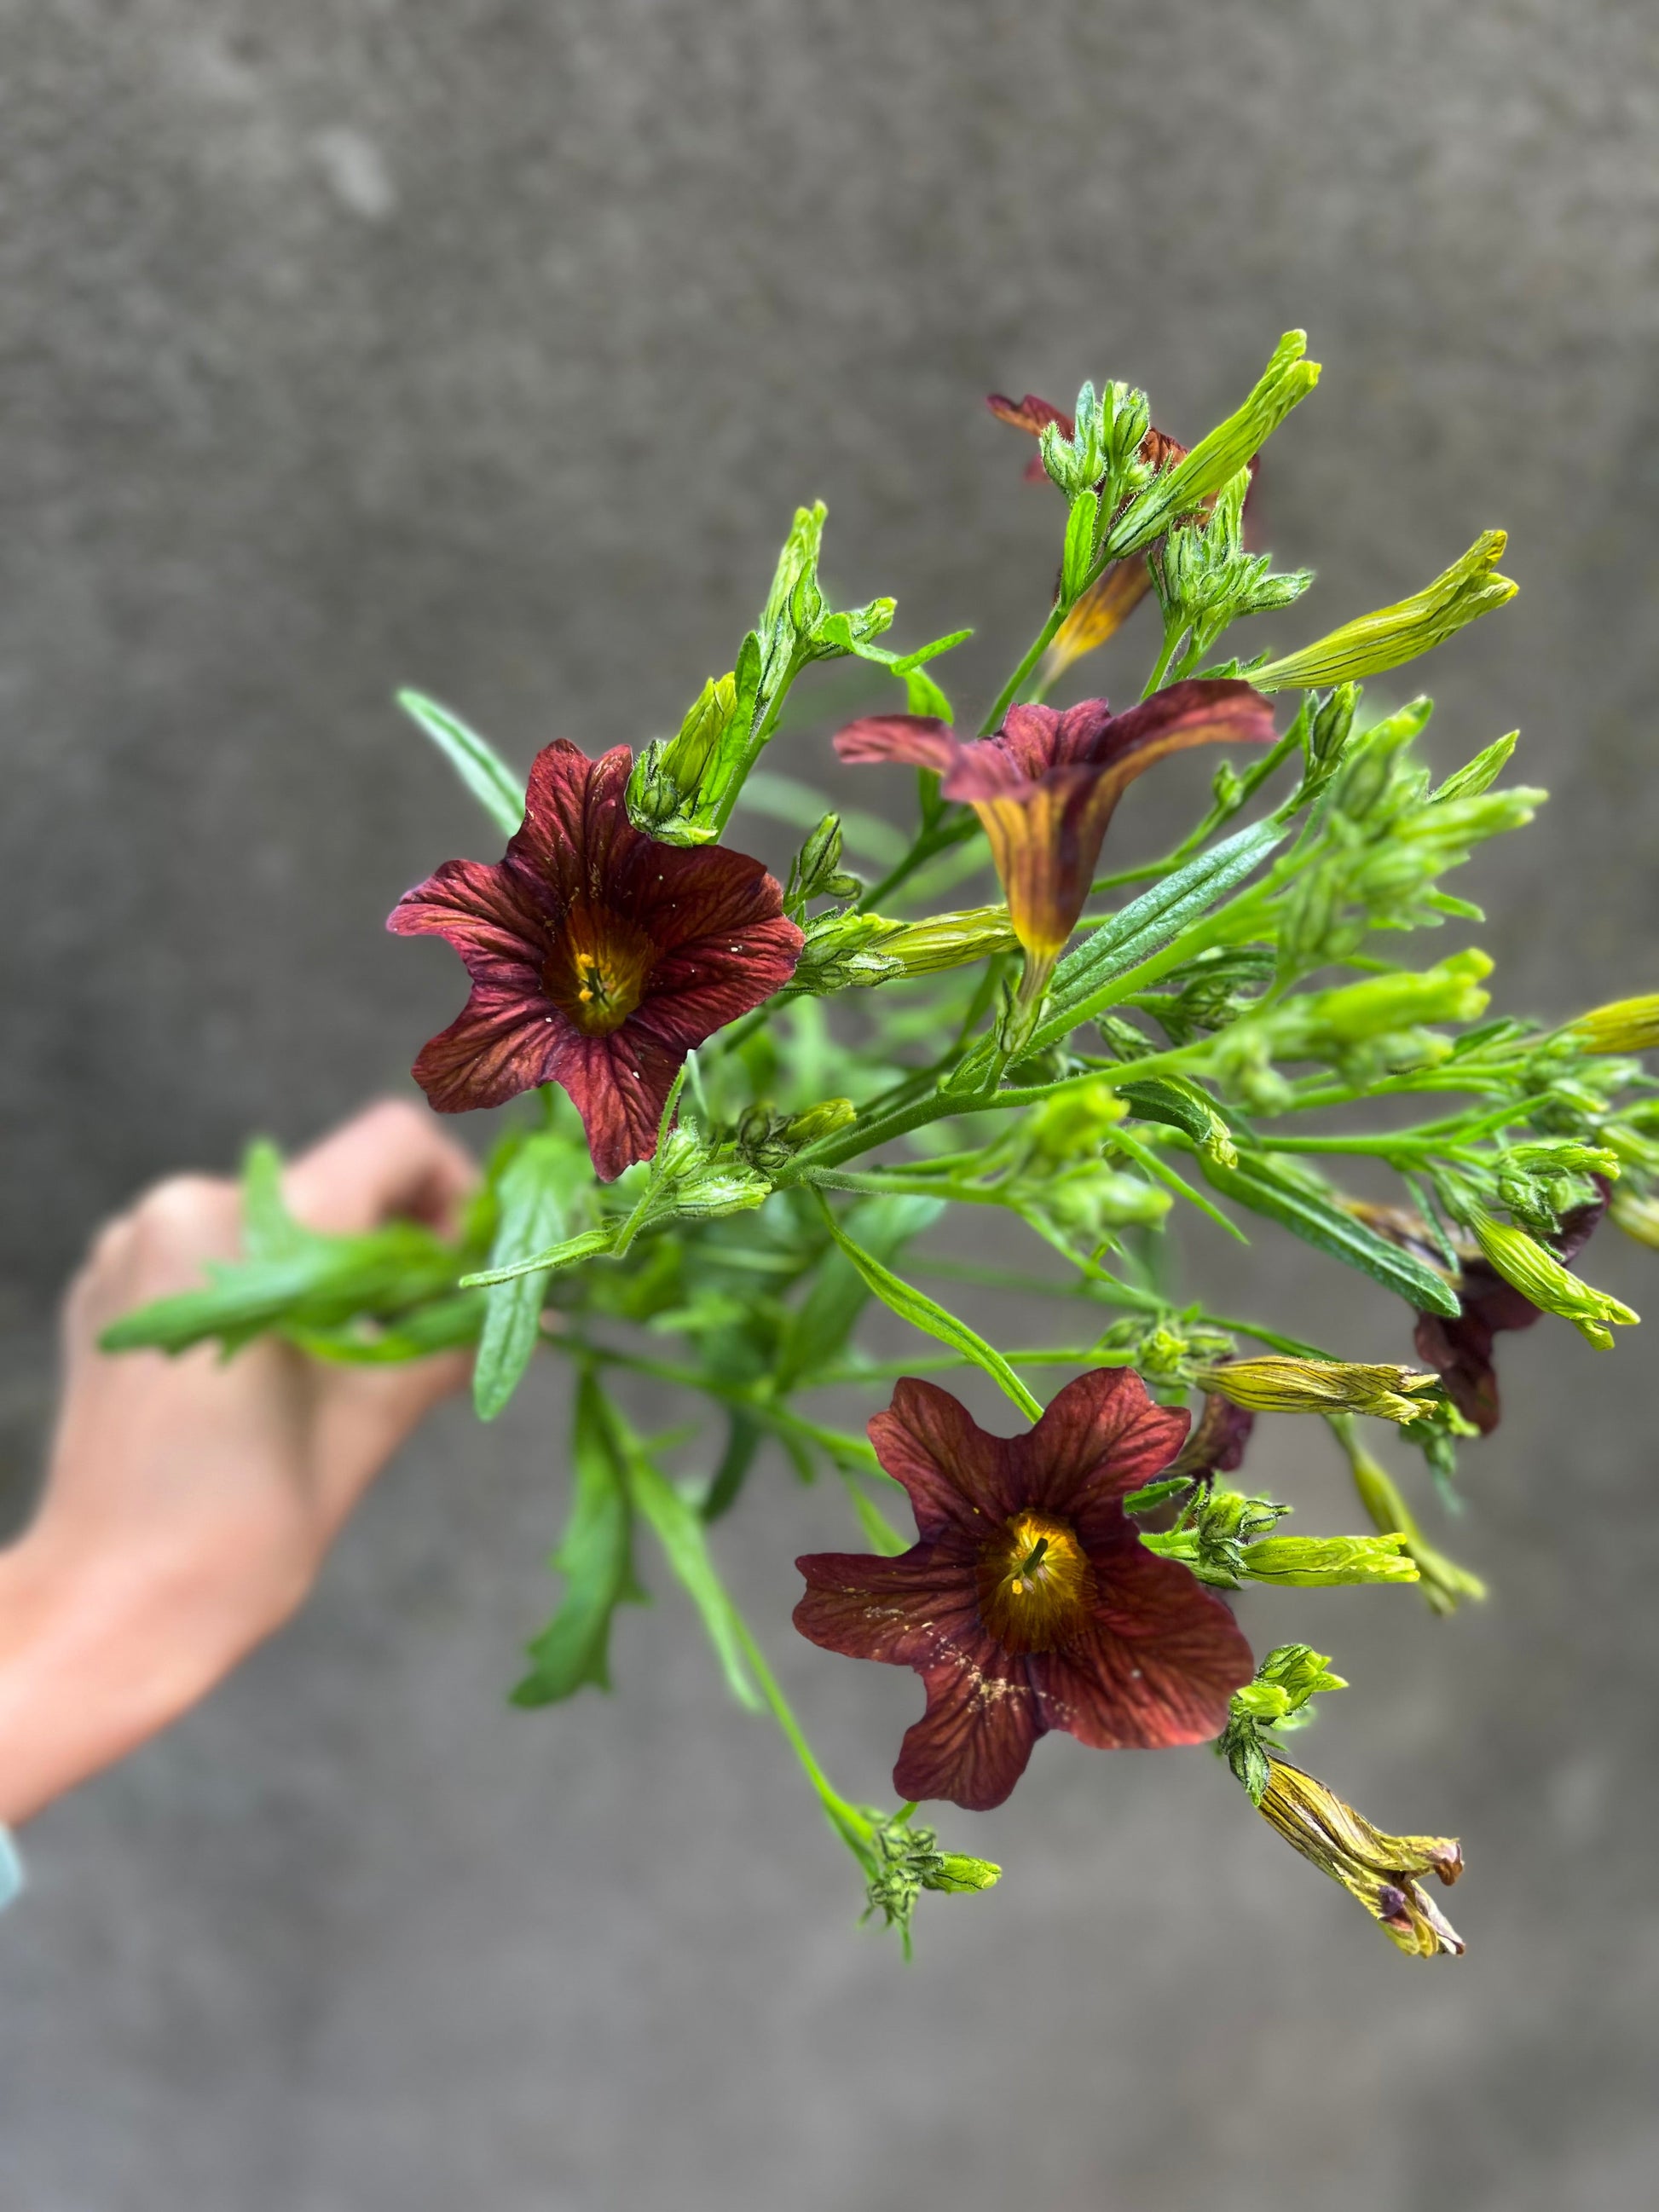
[108,332,1658,1964]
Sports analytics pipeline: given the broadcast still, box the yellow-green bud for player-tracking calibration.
[1240,1533,1419,1587]
[879,905,1021,975]
[1467,1211,1639,1349]
[1610,1187,1659,1250]
[1196,1356,1441,1424]
[783,1098,858,1144]
[1252,530,1516,693]
[1340,1429,1487,1616]
[1565,993,1659,1055]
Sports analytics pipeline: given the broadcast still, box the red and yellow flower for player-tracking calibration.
[794,1368,1254,1811]
[388,739,802,1180]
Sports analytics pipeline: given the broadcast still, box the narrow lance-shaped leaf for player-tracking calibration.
[1196,1152,1461,1318]
[397,690,526,839]
[473,1133,596,1421]
[772,1193,943,1389]
[512,1370,645,1706]
[816,1199,1043,1419]
[613,1411,762,1712]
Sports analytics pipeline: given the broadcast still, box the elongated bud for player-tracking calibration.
[1466,1210,1639,1349]
[1610,1186,1659,1250]
[926,1853,1002,1894]
[1196,1356,1441,1424]
[1255,1759,1465,1959]
[627,672,744,837]
[1565,994,1659,1055]
[1335,1422,1487,1616]
[1239,1533,1418,1587]
[878,905,1021,975]
[1253,531,1516,692]
[783,1098,858,1144]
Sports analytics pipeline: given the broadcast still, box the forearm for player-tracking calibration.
[0,1533,256,1827]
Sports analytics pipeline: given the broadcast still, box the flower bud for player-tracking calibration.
[1196,1356,1441,1424]
[1565,994,1659,1055]
[783,1098,858,1144]
[1610,1186,1659,1250]
[1239,1533,1418,1587]
[1465,1210,1639,1349]
[879,905,1021,975]
[1253,531,1516,693]
[1255,1759,1465,1959]
[1339,1428,1487,1616]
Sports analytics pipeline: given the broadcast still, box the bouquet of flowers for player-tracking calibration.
[107,331,1656,1959]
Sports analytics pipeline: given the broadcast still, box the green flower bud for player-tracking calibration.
[1339,1428,1487,1616]
[1239,1533,1418,1587]
[879,905,1022,975]
[1566,994,1659,1055]
[1253,531,1516,692]
[1466,1210,1639,1349]
[1610,1187,1659,1250]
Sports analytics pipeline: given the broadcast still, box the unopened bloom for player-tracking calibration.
[1195,1356,1441,1424]
[834,684,1275,968]
[1565,993,1659,1056]
[794,1369,1253,1811]
[1256,1759,1465,1958]
[1351,1187,1611,1433]
[388,740,802,1180]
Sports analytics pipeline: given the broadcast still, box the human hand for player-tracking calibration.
[0,1100,477,1826]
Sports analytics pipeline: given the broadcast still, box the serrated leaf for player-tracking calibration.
[1196,1152,1460,1317]
[398,690,525,839]
[512,1372,645,1705]
[474,1133,595,1421]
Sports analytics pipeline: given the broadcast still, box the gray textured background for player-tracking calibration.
[5,3,1659,2207]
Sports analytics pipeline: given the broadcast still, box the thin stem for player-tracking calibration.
[978,604,1066,738]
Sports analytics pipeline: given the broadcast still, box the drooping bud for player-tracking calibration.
[1253,531,1516,693]
[1333,1421,1487,1616]
[1195,1356,1441,1424]
[1565,994,1659,1056]
[1254,1759,1465,1959]
[1464,1209,1639,1350]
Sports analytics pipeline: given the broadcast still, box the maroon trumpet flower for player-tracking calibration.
[794,1369,1254,1811]
[835,684,1276,962]
[388,740,802,1181]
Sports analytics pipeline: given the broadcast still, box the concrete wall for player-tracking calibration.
[4,3,1659,2206]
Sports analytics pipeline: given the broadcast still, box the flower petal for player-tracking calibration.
[1030,1563,1251,1748]
[867,1377,1020,1540]
[1012,1367,1191,1528]
[642,912,804,1033]
[833,715,962,775]
[505,739,619,906]
[548,1025,685,1181]
[893,1637,1043,1811]
[793,1542,982,1667]
[386,857,546,978]
[410,982,566,1112]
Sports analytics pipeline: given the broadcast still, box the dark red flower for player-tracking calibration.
[387,740,802,1181]
[794,1369,1254,1811]
[835,684,1275,961]
[1354,1186,1611,1434]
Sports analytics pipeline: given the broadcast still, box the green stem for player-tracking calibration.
[722,1609,877,1861]
[979,604,1066,738]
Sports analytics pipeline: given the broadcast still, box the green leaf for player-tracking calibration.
[1431,730,1517,804]
[460,1227,614,1288]
[473,1134,595,1421]
[772,1193,942,1389]
[1195,1152,1460,1317]
[397,690,525,839]
[1061,489,1101,604]
[816,1198,1043,1419]
[240,1139,308,1261]
[1039,819,1283,1038]
[512,1371,645,1705]
[618,1424,762,1712]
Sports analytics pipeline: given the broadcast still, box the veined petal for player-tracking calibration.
[893,1638,1043,1811]
[550,1025,685,1182]
[411,984,566,1112]
[867,1377,1021,1539]
[1013,1368,1192,1524]
[793,1543,983,1667]
[1030,1583,1250,1749]
[386,857,547,976]
[833,715,963,774]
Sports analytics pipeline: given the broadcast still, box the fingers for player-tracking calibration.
[283,1098,478,1238]
[63,1174,242,1340]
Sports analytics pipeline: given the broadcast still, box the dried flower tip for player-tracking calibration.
[1566,994,1659,1056]
[1196,1356,1441,1424]
[1257,1759,1465,1959]
[1467,1212,1639,1349]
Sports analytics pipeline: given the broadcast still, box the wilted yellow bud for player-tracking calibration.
[1252,531,1516,693]
[1257,1759,1465,1958]
[1196,1356,1441,1424]
[1468,1211,1639,1349]
[1565,994,1659,1056]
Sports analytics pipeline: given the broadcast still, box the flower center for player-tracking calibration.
[542,904,657,1037]
[974,1508,1095,1654]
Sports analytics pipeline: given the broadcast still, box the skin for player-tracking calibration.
[0,1100,476,1828]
